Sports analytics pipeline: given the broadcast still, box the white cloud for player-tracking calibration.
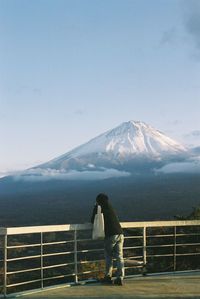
[0,172,10,178]
[156,159,200,174]
[0,170,23,178]
[13,168,131,182]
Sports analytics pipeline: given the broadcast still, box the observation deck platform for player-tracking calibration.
[20,272,200,299]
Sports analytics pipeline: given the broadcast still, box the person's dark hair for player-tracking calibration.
[96,193,109,206]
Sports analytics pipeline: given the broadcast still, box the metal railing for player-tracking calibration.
[0,220,200,297]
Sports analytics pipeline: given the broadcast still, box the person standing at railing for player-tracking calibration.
[91,193,124,286]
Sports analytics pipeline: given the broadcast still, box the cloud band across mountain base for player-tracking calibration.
[13,168,131,182]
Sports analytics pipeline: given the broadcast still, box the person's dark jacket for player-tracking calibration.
[91,199,123,237]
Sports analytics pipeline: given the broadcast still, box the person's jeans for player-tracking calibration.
[104,234,124,279]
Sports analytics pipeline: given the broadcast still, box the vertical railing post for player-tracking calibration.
[3,233,7,298]
[173,226,177,272]
[143,227,147,265]
[40,232,44,289]
[74,228,78,284]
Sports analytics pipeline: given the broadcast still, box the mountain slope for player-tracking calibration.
[7,120,188,181]
[38,121,186,170]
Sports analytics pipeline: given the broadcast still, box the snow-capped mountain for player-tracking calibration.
[33,121,187,173]
[3,120,192,181]
[74,120,185,156]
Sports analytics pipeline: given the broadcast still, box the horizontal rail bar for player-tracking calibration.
[77,248,104,253]
[147,243,200,248]
[79,270,96,275]
[12,240,200,252]
[43,251,74,257]
[7,243,41,249]
[121,220,200,229]
[78,267,145,276]
[7,274,76,288]
[43,274,75,281]
[43,262,74,269]
[124,246,143,250]
[8,248,110,262]
[7,254,145,266]
[77,256,144,265]
[176,233,200,237]
[147,254,174,257]
[7,250,74,261]
[7,254,41,261]
[2,220,200,236]
[77,266,146,276]
[147,252,200,258]
[7,267,41,275]
[124,257,143,261]
[124,265,143,269]
[147,234,174,238]
[78,259,103,264]
[176,243,200,246]
[7,278,42,288]
[7,240,73,250]
[148,233,200,238]
[77,269,104,275]
[124,236,143,239]
[43,241,73,245]
[7,262,75,275]
[2,224,92,235]
[124,256,143,259]
[176,252,200,256]
[146,244,174,248]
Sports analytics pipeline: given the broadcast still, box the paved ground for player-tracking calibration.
[17,273,200,299]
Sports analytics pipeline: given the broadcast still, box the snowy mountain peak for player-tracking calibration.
[11,120,191,181]
[107,120,156,138]
[101,120,186,157]
[41,120,187,172]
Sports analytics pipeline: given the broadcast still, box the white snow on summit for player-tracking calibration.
[17,120,189,181]
[104,121,186,157]
[50,121,186,164]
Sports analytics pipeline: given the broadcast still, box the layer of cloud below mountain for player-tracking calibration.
[156,159,200,174]
[13,168,131,182]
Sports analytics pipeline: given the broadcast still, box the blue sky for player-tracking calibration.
[0,0,200,175]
